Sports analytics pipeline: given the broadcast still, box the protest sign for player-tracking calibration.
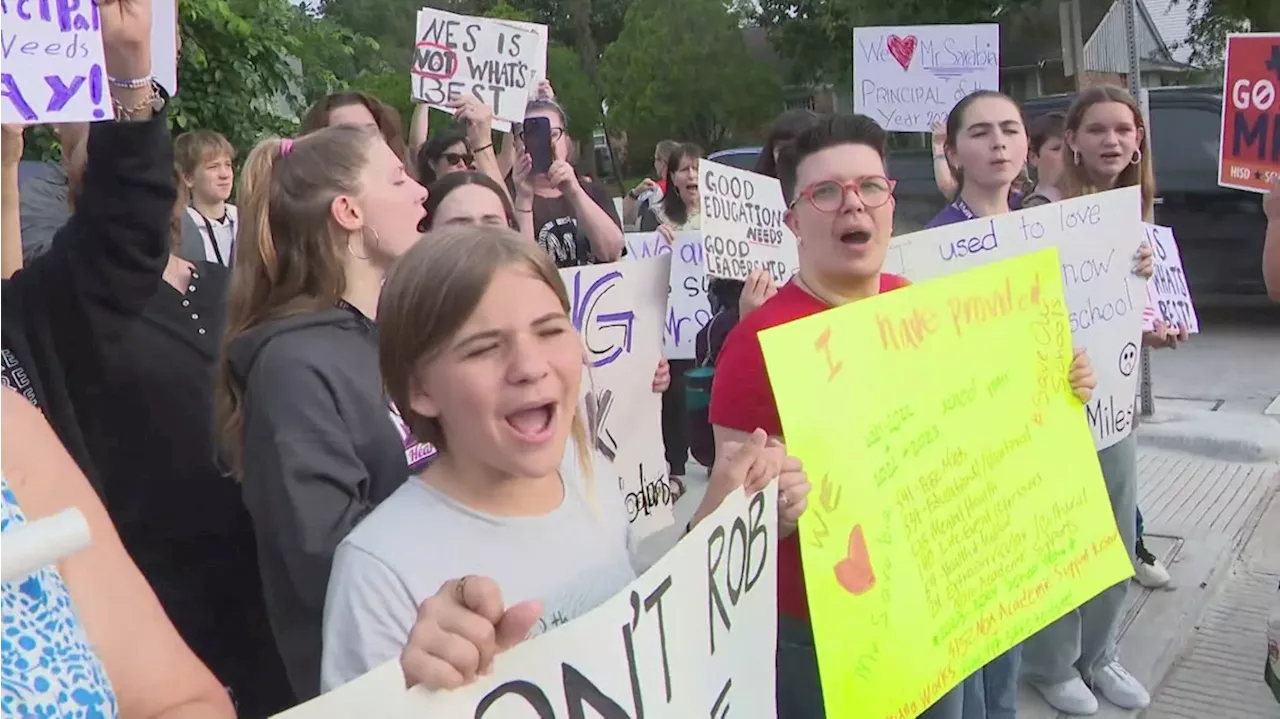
[1218,33,1280,193]
[563,256,675,539]
[760,249,1132,718]
[1,1,112,124]
[412,8,547,132]
[152,0,178,95]
[274,482,779,719]
[700,158,799,284]
[1141,223,1199,334]
[853,24,1000,133]
[883,186,1145,450]
[626,231,711,360]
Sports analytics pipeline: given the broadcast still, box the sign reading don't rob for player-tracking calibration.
[699,158,798,284]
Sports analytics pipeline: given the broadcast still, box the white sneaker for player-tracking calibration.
[1032,676,1099,715]
[1134,542,1172,588]
[1090,661,1151,709]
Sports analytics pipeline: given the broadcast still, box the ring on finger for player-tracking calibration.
[455,575,474,603]
[780,492,789,507]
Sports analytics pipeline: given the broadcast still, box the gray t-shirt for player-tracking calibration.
[319,440,637,691]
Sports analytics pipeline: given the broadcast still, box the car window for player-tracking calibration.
[1150,106,1220,176]
[711,151,759,171]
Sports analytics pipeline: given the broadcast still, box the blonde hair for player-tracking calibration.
[377,225,593,479]
[1059,85,1156,221]
[174,129,236,180]
[215,123,382,477]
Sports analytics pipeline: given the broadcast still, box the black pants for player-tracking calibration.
[661,359,694,474]
[128,530,294,718]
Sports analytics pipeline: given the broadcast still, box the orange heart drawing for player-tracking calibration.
[833,524,876,595]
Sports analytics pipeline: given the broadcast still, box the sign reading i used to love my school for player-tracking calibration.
[853,23,1000,133]
[412,8,547,132]
[625,231,712,361]
[759,249,1133,718]
[1218,32,1280,193]
[882,186,1146,451]
[699,158,799,284]
[273,482,780,719]
[1,0,113,124]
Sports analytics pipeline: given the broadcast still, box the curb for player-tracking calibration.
[1137,411,1280,463]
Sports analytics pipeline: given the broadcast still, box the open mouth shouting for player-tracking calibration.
[504,399,559,444]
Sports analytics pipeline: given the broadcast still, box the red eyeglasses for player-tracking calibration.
[791,176,897,212]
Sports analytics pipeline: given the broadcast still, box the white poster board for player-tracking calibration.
[152,0,178,95]
[853,23,1000,133]
[273,483,780,719]
[626,231,712,361]
[700,158,799,283]
[1,2,113,124]
[1141,223,1199,334]
[883,187,1146,450]
[563,256,675,539]
[412,9,547,132]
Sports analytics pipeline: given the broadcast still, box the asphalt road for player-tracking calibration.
[1147,305,1280,416]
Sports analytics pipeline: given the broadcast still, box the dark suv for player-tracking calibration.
[711,86,1268,299]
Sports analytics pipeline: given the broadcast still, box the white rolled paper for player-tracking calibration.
[2,508,91,582]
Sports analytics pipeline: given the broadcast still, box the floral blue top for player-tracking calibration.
[1,475,117,718]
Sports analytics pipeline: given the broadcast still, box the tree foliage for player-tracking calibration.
[1176,0,1276,66]
[599,0,782,152]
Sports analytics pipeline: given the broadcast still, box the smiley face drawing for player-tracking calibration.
[834,524,876,595]
[1118,342,1138,377]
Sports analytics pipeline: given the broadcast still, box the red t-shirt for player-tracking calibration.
[708,273,911,620]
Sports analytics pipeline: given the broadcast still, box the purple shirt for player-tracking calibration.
[926,193,1024,228]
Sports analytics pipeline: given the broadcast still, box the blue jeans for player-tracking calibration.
[961,646,1022,719]
[776,615,824,718]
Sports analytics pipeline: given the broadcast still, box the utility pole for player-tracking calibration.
[1122,0,1156,418]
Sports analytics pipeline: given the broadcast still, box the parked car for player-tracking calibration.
[711,86,1268,299]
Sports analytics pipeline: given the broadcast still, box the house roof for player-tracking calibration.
[1142,0,1196,64]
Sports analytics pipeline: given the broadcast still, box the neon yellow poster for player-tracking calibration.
[759,249,1134,718]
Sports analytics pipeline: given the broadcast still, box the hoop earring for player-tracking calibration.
[1130,149,1142,166]
[1073,148,1082,165]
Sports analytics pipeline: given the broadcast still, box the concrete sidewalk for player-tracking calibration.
[1016,447,1280,719]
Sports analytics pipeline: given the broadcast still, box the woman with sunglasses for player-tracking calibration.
[416,128,475,186]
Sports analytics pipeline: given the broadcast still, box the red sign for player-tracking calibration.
[1218,33,1280,193]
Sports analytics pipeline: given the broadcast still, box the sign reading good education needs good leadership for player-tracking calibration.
[1217,33,1280,193]
[1141,223,1199,334]
[760,249,1133,718]
[412,8,547,131]
[563,255,676,540]
[625,231,712,361]
[273,482,780,719]
[1,0,113,124]
[700,158,799,284]
[882,186,1145,451]
[853,23,1000,133]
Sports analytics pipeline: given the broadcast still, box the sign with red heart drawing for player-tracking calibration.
[853,24,1000,133]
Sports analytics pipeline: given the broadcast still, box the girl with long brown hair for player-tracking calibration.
[1021,84,1175,716]
[214,123,429,702]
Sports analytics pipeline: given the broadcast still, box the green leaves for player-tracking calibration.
[599,0,781,153]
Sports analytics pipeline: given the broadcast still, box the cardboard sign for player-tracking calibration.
[1218,32,1280,193]
[563,256,676,540]
[625,231,712,361]
[700,158,799,283]
[1,1,113,124]
[883,187,1146,451]
[853,24,1000,133]
[412,9,547,132]
[1141,223,1199,334]
[760,249,1132,717]
[274,482,780,719]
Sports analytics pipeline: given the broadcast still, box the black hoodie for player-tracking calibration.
[227,306,409,701]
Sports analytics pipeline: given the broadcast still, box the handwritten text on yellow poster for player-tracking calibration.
[759,249,1134,718]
